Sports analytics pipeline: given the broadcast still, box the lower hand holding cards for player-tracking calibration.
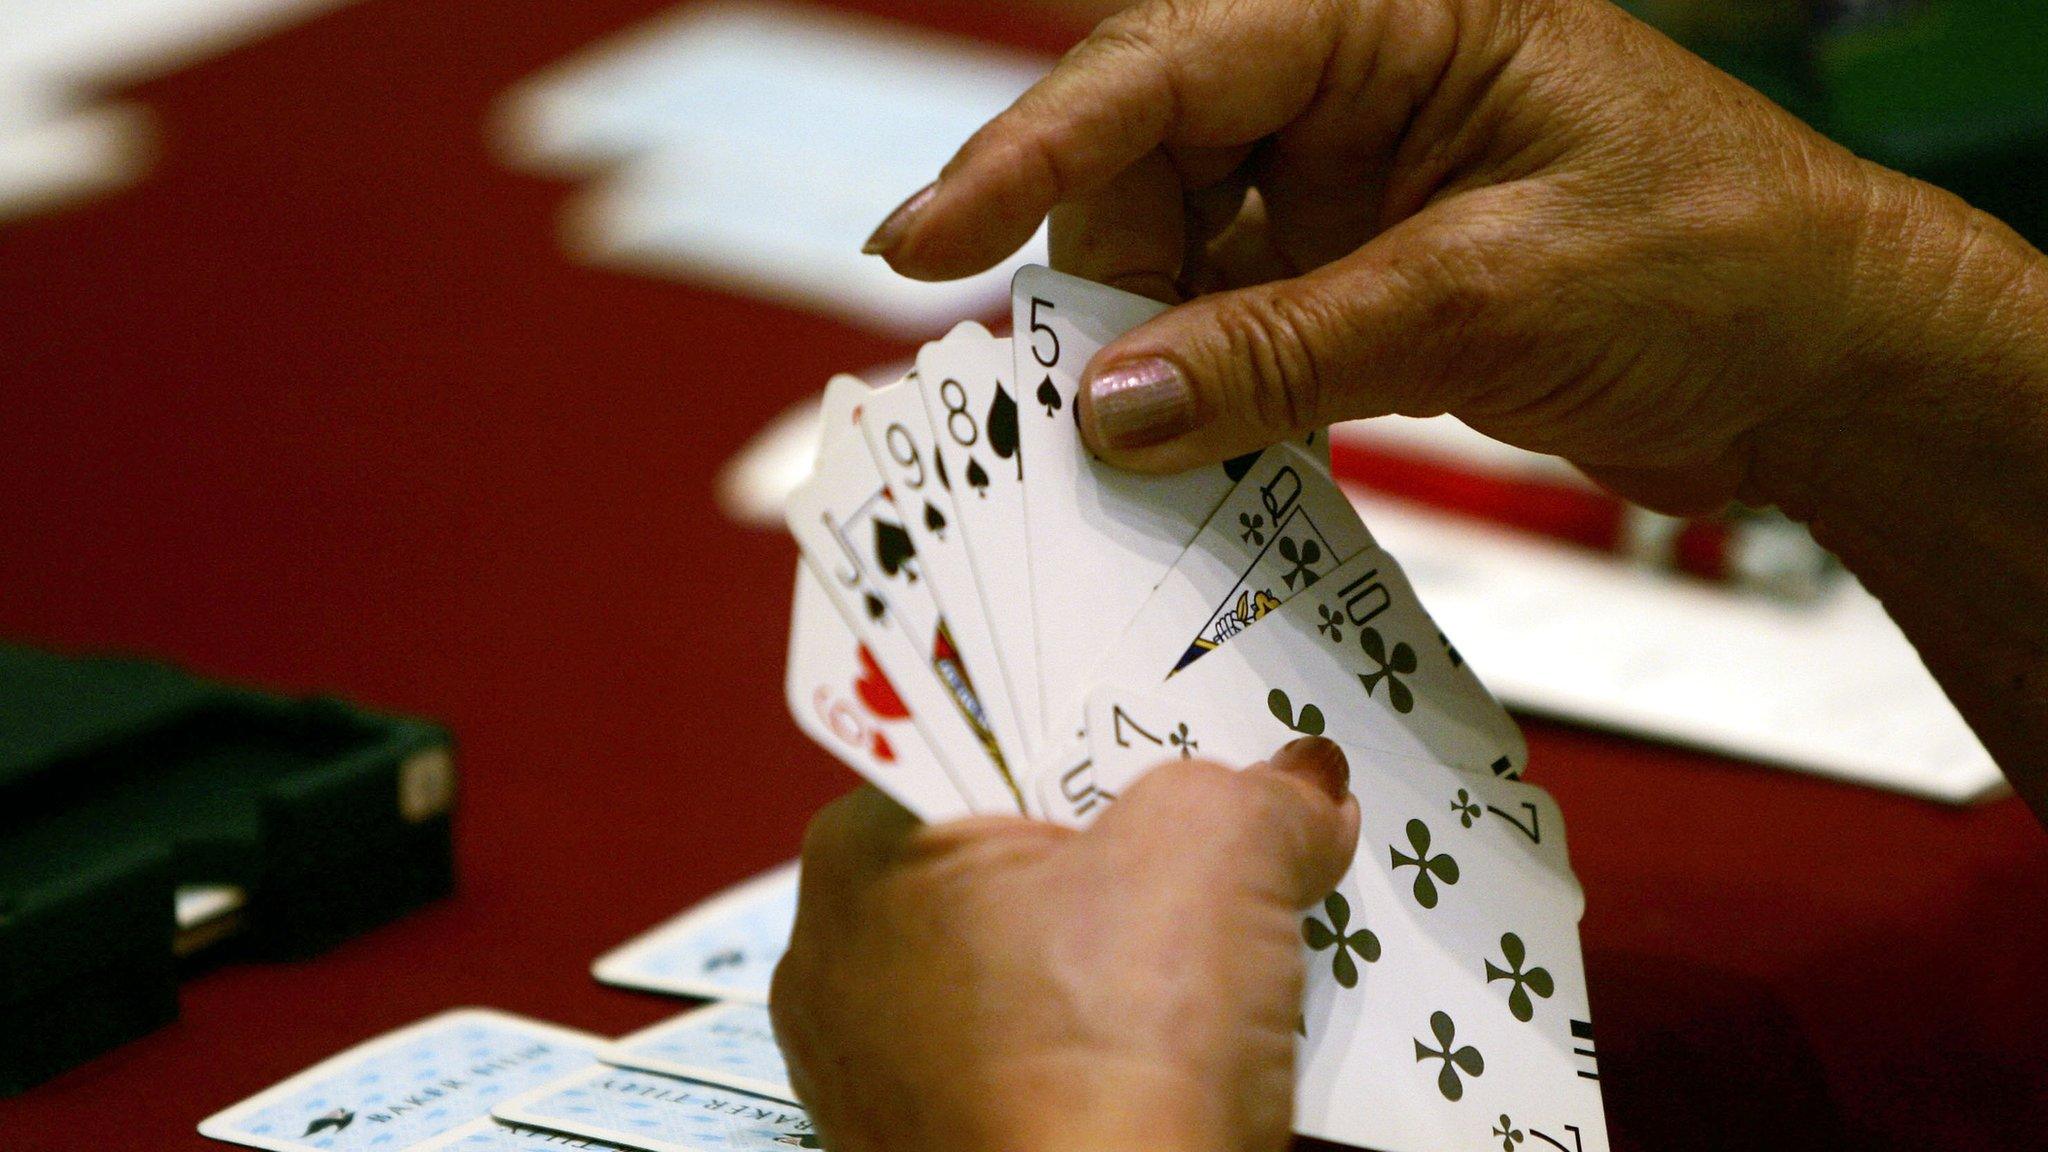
[768,747,1357,1152]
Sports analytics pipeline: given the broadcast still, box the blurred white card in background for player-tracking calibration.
[0,0,351,217]
[1347,487,2004,804]
[497,2,1052,337]
[718,397,2007,805]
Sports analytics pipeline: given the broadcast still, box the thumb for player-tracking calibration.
[1097,737,1361,910]
[1076,190,1548,473]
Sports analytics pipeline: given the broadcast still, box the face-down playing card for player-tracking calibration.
[492,1066,813,1152]
[197,1010,605,1152]
[412,1118,635,1151]
[591,861,798,1003]
[787,394,1022,814]
[601,1002,794,1105]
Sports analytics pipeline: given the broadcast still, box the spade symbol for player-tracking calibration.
[987,384,1020,478]
[1224,450,1260,482]
[873,519,917,581]
[933,447,950,491]
[923,500,947,537]
[863,592,886,621]
[965,456,990,498]
[1036,375,1063,418]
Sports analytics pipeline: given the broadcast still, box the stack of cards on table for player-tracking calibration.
[781,266,1610,1151]
[197,998,811,1152]
[198,860,815,1152]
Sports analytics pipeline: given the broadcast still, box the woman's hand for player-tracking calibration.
[866,0,2048,819]
[770,739,1360,1152]
[865,0,2014,517]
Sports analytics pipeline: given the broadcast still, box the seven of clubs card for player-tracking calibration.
[780,266,1608,1152]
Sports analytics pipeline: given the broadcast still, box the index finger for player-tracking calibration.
[868,0,1347,281]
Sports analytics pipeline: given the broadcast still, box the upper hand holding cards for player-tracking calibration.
[780,266,1609,1152]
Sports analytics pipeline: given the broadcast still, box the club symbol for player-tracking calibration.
[1486,933,1555,1022]
[1450,788,1481,828]
[1302,892,1380,989]
[1494,1115,1526,1152]
[302,1109,354,1138]
[1278,536,1323,589]
[1439,630,1464,668]
[1239,512,1266,545]
[1266,688,1325,736]
[1168,722,1197,758]
[1316,604,1343,643]
[1390,819,1459,908]
[1036,375,1063,417]
[1358,628,1418,713]
[1414,1010,1484,1101]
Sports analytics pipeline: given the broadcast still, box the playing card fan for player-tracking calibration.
[781,266,1610,1152]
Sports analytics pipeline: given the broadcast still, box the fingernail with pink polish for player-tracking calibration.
[863,181,937,256]
[1086,357,1199,449]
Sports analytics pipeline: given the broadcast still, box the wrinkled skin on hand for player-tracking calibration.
[771,742,1358,1152]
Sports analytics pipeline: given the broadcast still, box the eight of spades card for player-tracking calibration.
[859,370,1031,772]
[915,322,1043,754]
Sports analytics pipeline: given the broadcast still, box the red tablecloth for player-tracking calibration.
[1,2,2042,1149]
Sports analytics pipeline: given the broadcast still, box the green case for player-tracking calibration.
[0,645,456,1095]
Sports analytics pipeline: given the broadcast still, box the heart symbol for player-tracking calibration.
[855,646,909,720]
[869,731,896,763]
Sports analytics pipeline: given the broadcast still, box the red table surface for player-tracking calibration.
[0,1,2042,1149]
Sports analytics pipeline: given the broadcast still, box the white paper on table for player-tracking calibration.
[0,0,353,219]
[494,1,1052,338]
[1347,486,2005,804]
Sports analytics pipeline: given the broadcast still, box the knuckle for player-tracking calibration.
[1206,289,1333,434]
